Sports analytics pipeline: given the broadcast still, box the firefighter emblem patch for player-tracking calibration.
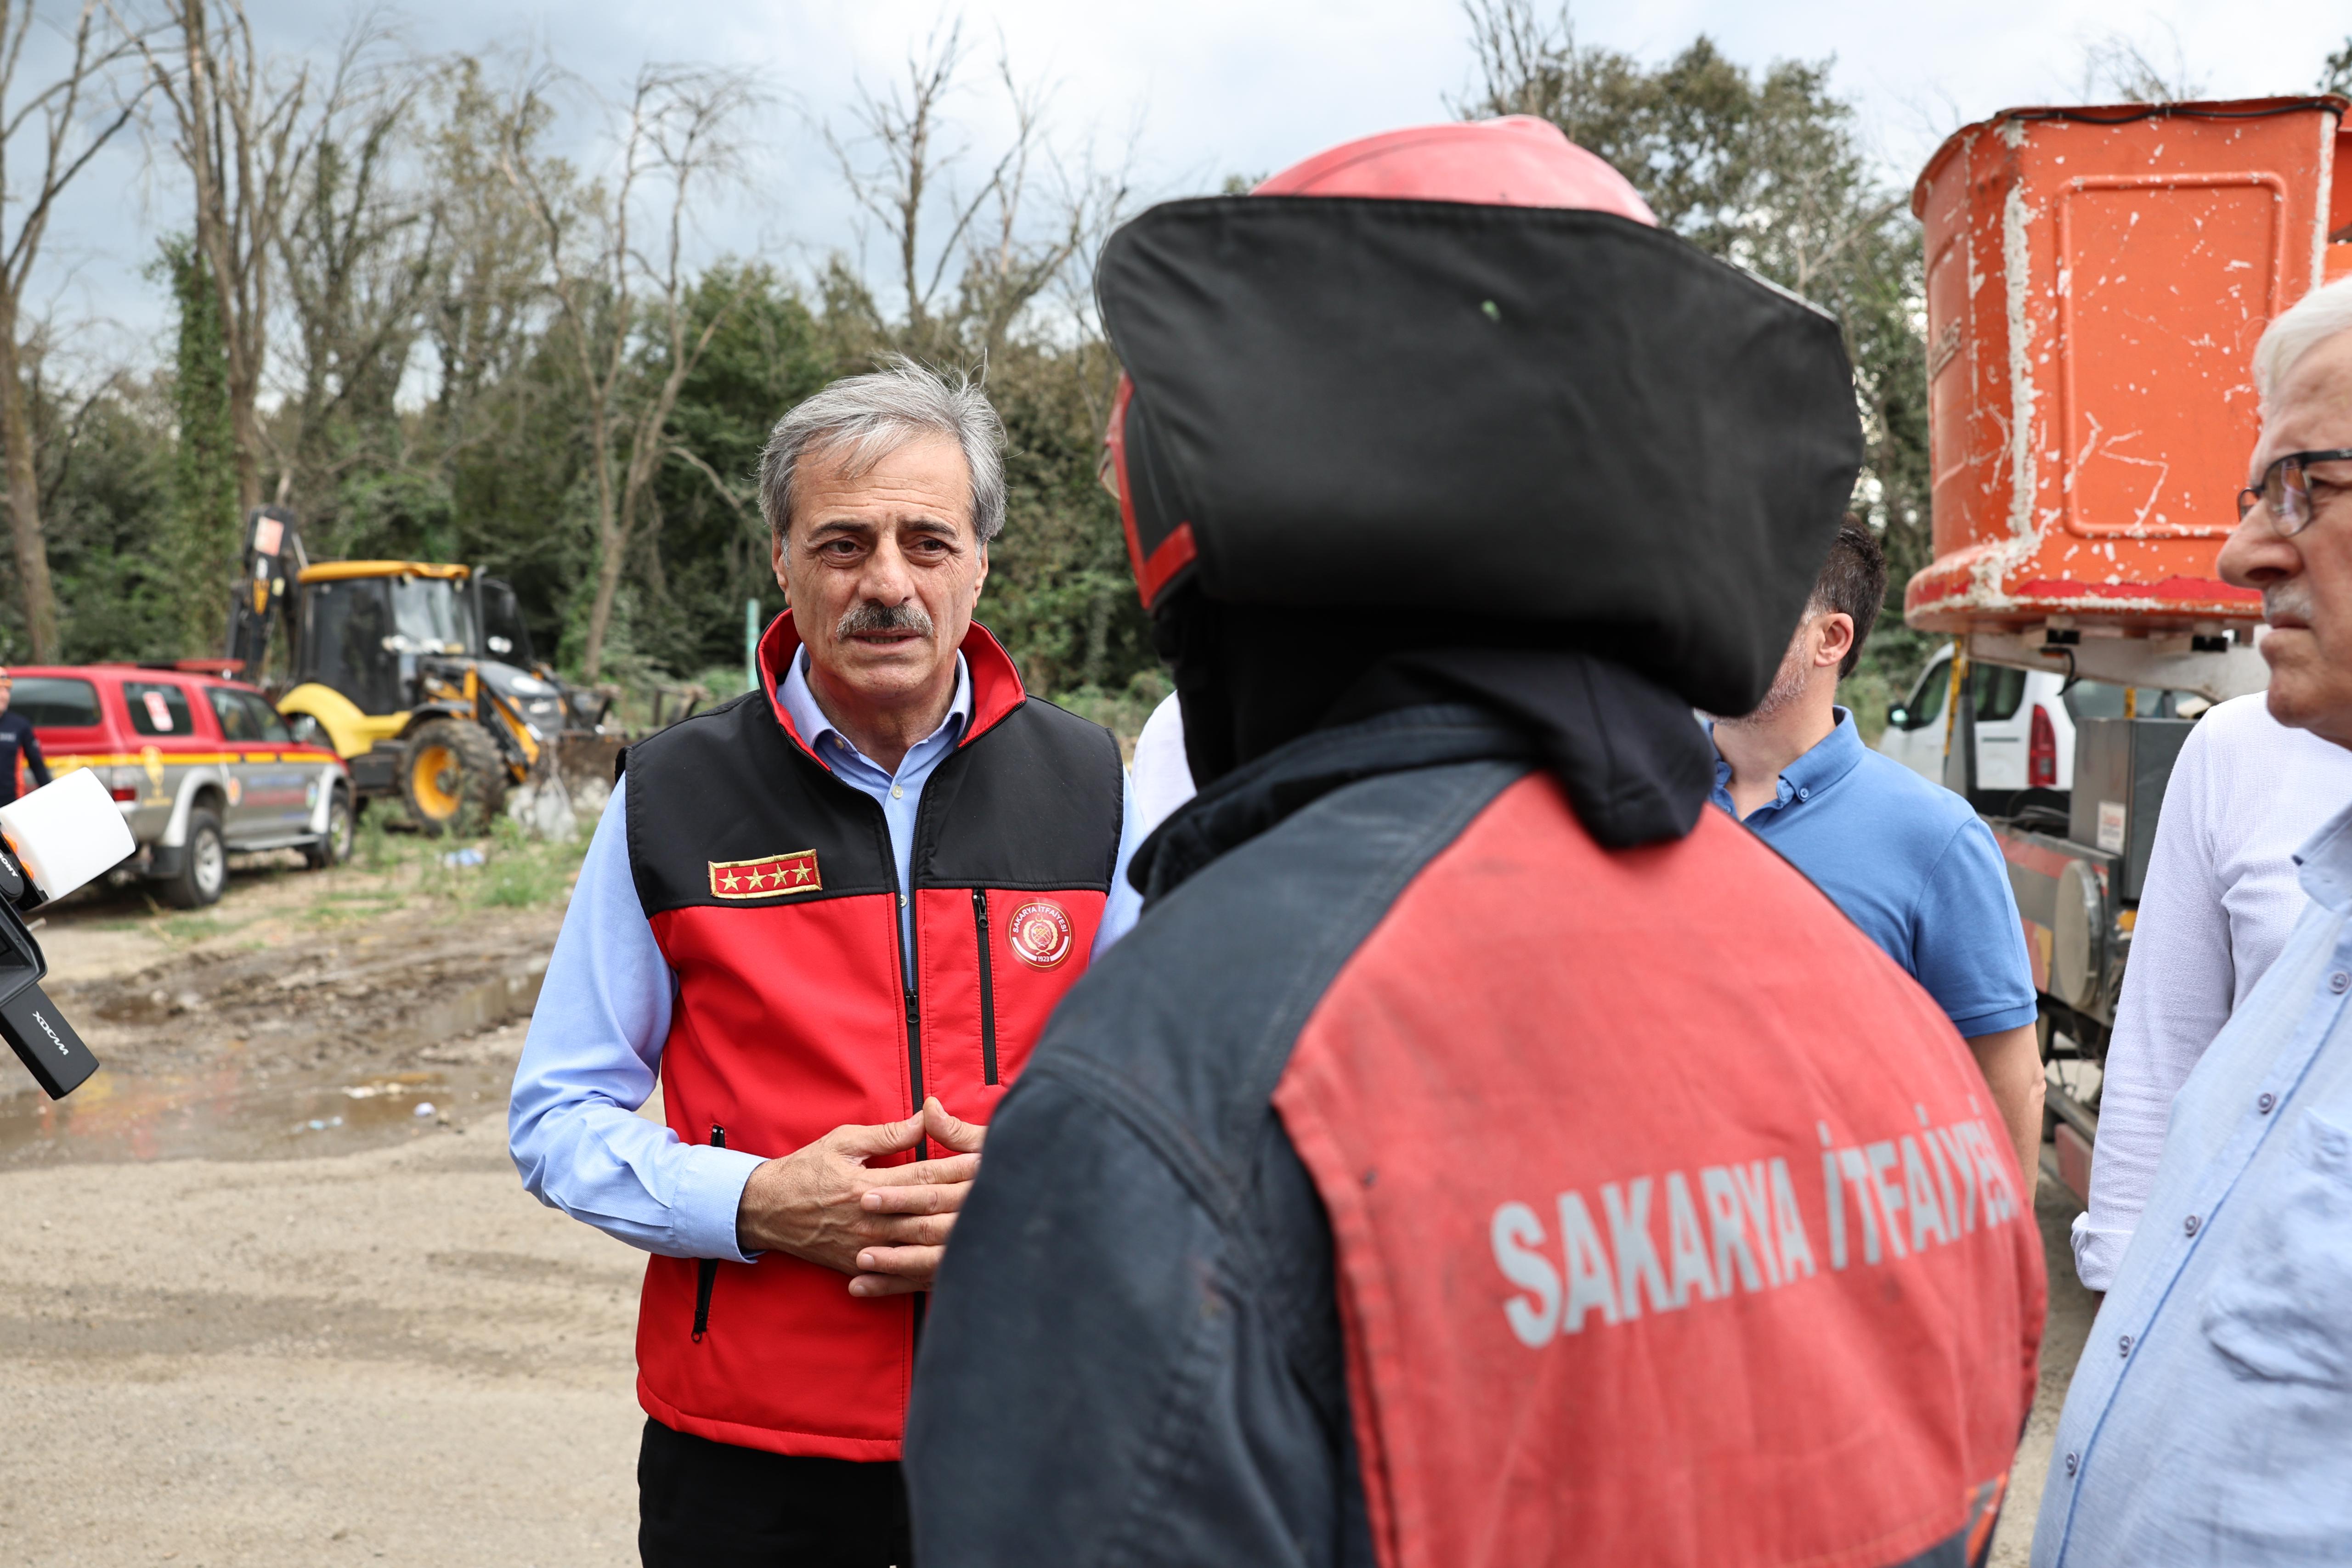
[1005,898,1074,969]
[708,849,821,899]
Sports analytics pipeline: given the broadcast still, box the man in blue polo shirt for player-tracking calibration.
[1712,520,2044,1183]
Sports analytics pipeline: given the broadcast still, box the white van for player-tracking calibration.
[1875,646,2199,792]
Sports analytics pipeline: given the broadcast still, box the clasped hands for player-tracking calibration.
[734,1098,985,1297]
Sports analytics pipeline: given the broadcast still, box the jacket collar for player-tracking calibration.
[758,610,1027,762]
[1132,647,1714,903]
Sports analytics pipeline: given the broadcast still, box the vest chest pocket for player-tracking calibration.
[921,888,1097,1116]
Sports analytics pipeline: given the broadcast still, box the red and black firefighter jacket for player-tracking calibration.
[624,612,1124,1459]
[905,654,2049,1568]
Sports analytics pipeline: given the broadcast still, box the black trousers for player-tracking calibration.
[638,1419,913,1568]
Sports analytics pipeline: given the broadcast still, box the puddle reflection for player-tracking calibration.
[0,1057,514,1164]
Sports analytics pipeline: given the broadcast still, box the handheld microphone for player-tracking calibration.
[0,768,135,1098]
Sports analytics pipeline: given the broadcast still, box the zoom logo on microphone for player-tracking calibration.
[27,1007,66,1057]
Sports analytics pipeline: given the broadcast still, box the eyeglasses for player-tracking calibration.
[2237,448,2352,536]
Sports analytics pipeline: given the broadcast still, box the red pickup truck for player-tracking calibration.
[9,663,355,908]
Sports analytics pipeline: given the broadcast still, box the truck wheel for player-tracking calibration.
[162,808,227,909]
[303,785,354,869]
[401,719,505,836]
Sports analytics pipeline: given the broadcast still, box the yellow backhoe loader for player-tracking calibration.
[226,508,624,834]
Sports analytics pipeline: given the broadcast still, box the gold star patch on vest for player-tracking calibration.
[708,849,822,899]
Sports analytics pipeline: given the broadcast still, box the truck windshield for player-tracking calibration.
[386,576,476,656]
[2064,680,2183,720]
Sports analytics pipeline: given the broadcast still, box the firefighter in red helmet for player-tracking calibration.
[907,117,2044,1567]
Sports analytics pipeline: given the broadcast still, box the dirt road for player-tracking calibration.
[0,854,2099,1564]
[0,848,649,1565]
[0,1025,643,1565]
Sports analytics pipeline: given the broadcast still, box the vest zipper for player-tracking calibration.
[972,888,999,1085]
[692,1125,725,1343]
[904,987,925,1142]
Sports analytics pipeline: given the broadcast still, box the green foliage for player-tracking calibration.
[161,238,240,658]
[1054,667,1174,749]
[972,339,1154,697]
[2324,37,2352,96]
[628,262,829,676]
[44,383,175,664]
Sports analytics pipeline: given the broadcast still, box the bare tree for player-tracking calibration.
[499,62,755,681]
[275,26,438,519]
[2079,27,2205,106]
[122,0,316,511]
[955,61,1129,360]
[829,20,1122,361]
[420,55,551,480]
[0,1,144,658]
[828,18,974,344]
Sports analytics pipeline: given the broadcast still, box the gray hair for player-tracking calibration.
[2255,275,2352,417]
[758,356,1006,547]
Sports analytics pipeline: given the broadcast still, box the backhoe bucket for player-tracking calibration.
[551,730,626,798]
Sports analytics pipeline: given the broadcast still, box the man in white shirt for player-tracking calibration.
[1126,693,1194,840]
[2070,688,2352,1289]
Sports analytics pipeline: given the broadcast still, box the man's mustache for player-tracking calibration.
[837,601,935,640]
[2265,580,2315,628]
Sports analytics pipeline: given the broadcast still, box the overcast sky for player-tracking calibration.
[28,0,2352,378]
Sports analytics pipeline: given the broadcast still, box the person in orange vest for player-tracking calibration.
[905,117,2046,1566]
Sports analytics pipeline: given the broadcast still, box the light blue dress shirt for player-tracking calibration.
[2033,795,2352,1566]
[508,648,1142,1264]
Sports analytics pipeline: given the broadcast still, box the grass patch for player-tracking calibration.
[306,798,590,917]
[466,818,589,909]
[352,807,411,875]
[156,912,235,947]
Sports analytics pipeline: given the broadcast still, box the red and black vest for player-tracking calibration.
[625,611,1124,1459]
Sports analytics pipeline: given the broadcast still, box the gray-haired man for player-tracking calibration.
[2034,274,2352,1563]
[509,359,1140,1566]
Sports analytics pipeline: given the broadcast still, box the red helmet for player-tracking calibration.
[1102,117,1655,609]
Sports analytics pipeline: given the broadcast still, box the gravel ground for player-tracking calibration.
[0,1023,648,1567]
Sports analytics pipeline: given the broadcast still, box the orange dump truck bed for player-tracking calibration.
[1907,96,2351,644]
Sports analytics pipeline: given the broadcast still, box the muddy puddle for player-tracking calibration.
[0,1055,521,1165]
[0,867,564,1164]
